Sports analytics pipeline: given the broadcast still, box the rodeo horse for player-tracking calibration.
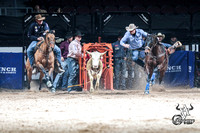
[144,34,182,94]
[26,31,57,92]
[144,34,168,94]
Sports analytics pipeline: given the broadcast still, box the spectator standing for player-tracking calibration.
[34,5,47,13]
[52,33,73,91]
[126,48,135,89]
[66,31,83,92]
[112,32,127,90]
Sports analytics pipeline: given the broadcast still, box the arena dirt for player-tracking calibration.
[0,87,200,133]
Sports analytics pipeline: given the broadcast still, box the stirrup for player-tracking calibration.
[51,87,56,93]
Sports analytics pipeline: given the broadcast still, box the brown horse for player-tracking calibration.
[144,34,169,94]
[26,31,55,91]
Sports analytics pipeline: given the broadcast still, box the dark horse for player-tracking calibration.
[26,31,56,92]
[144,34,169,94]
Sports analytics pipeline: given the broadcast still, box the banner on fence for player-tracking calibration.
[163,51,195,88]
[0,47,24,89]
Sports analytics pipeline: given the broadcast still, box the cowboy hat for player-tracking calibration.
[74,30,84,37]
[157,32,165,39]
[125,23,138,31]
[35,14,45,21]
[65,32,73,40]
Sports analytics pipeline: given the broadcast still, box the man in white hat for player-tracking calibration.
[120,23,148,66]
[157,32,179,54]
[27,14,64,74]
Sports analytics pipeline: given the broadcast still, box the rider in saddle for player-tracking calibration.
[27,14,64,74]
[149,32,181,85]
[156,32,177,54]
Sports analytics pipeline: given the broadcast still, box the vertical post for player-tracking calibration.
[98,36,101,43]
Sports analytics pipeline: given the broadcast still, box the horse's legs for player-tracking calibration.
[26,59,32,89]
[145,66,154,94]
[150,68,158,86]
[37,64,52,88]
[158,70,165,84]
[39,72,44,90]
[27,68,32,89]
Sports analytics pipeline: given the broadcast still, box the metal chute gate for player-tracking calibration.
[79,37,114,91]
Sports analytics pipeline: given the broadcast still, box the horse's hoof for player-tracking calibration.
[46,81,52,88]
[51,87,56,93]
[144,91,149,95]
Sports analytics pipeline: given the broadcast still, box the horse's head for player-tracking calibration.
[86,51,107,68]
[145,34,158,55]
[45,30,55,49]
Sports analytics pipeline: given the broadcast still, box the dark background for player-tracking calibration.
[0,0,200,46]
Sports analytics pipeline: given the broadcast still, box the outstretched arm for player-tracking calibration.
[120,32,130,48]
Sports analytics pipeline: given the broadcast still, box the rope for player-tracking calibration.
[66,81,91,89]
[64,63,110,89]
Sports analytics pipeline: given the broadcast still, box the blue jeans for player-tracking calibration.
[126,59,134,88]
[61,59,69,89]
[66,57,79,92]
[53,58,68,89]
[132,50,145,61]
[114,58,126,89]
[132,50,145,67]
[27,41,62,66]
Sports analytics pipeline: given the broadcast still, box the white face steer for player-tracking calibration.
[86,51,107,69]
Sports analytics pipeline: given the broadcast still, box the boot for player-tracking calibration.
[58,66,65,73]
[54,60,65,73]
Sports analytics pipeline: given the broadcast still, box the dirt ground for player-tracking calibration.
[0,86,200,133]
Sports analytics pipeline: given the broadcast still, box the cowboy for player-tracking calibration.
[120,23,148,67]
[112,32,127,90]
[27,14,64,74]
[52,33,73,91]
[65,30,83,92]
[150,32,181,85]
[157,32,179,54]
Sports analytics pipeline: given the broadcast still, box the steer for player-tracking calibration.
[86,51,107,92]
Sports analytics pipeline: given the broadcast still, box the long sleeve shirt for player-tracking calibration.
[161,42,172,48]
[120,29,148,50]
[60,40,70,59]
[112,40,126,58]
[67,39,82,59]
[27,21,49,41]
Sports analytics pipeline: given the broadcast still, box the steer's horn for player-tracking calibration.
[176,104,180,110]
[86,50,92,55]
[100,51,107,56]
[189,104,194,110]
